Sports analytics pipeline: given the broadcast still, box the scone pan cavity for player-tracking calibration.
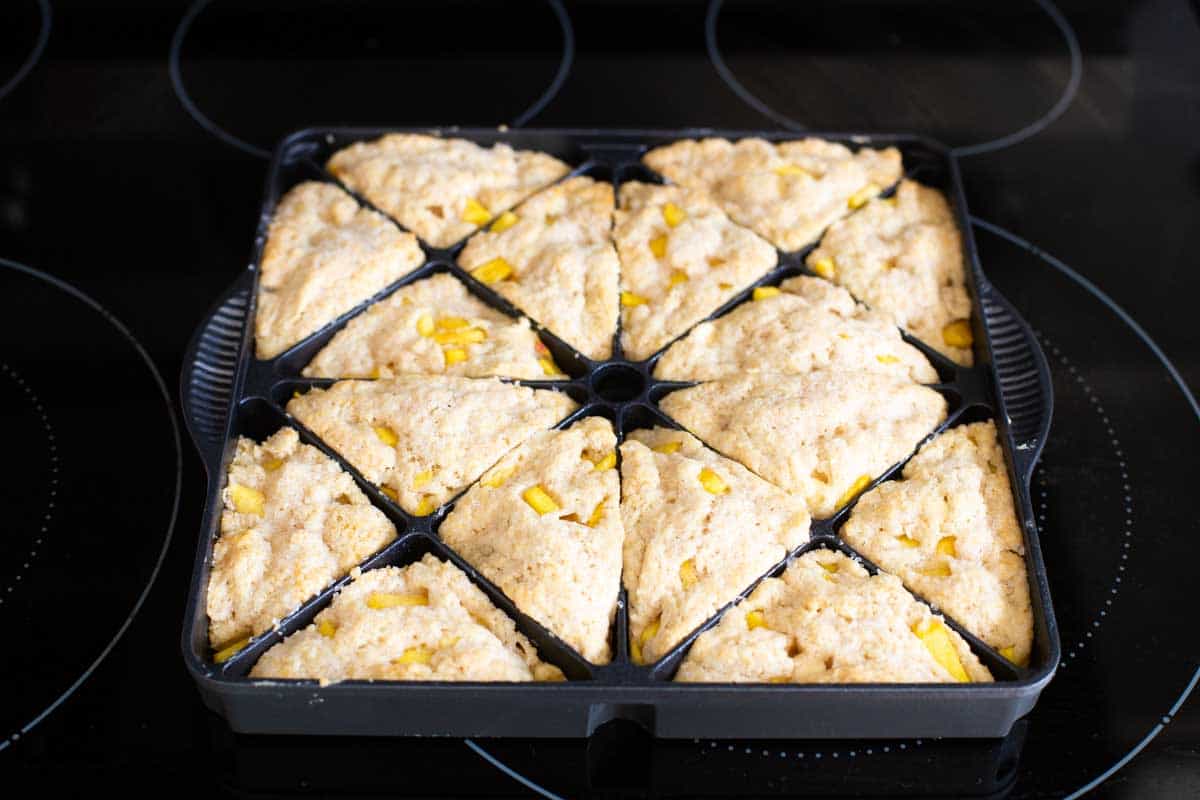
[182,128,1057,739]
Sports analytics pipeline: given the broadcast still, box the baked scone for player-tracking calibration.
[250,554,564,684]
[327,133,570,248]
[620,428,810,665]
[660,372,947,518]
[255,181,425,359]
[675,550,993,684]
[457,176,619,360]
[302,273,561,380]
[613,182,777,360]
[840,421,1033,665]
[643,137,902,252]
[439,417,622,664]
[654,275,937,383]
[286,376,577,517]
[805,180,973,365]
[207,427,396,650]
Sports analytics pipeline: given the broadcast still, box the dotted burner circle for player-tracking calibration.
[0,362,57,603]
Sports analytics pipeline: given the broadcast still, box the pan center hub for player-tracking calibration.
[592,363,645,402]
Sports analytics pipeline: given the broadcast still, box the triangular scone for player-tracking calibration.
[806,180,973,365]
[302,273,561,380]
[457,176,619,360]
[326,133,570,248]
[840,422,1033,666]
[207,427,396,649]
[654,276,938,383]
[250,554,564,684]
[255,181,425,359]
[286,376,577,517]
[620,428,810,665]
[642,137,902,252]
[613,182,777,360]
[439,417,623,664]
[675,550,992,684]
[660,372,947,518]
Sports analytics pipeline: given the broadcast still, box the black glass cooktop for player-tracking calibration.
[2,1,1198,797]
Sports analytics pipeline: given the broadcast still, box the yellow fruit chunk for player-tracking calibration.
[369,366,382,379]
[818,561,839,574]
[443,347,468,366]
[538,357,561,377]
[367,590,429,609]
[706,256,726,268]
[876,354,899,364]
[679,558,699,589]
[632,618,660,664]
[482,465,515,488]
[592,452,617,471]
[544,213,558,225]
[394,645,434,666]
[213,637,249,664]
[912,620,970,682]
[768,675,792,683]
[586,500,605,528]
[317,619,337,638]
[662,202,686,228]
[490,210,518,232]
[413,470,434,489]
[999,646,1029,667]
[896,534,920,548]
[229,484,265,516]
[752,286,781,301]
[698,467,729,495]
[522,485,559,515]
[414,496,438,516]
[936,536,957,557]
[847,183,881,209]
[472,257,513,284]
[836,474,872,509]
[718,282,733,290]
[434,327,487,345]
[811,257,836,279]
[533,338,549,355]
[416,313,435,337]
[920,562,953,577]
[942,319,973,348]
[652,440,682,454]
[669,269,689,286]
[745,610,767,630]
[649,234,668,259]
[373,425,399,447]
[621,291,648,307]
[263,457,284,472]
[380,485,399,502]
[773,163,809,177]
[436,316,471,330]
[462,197,491,225]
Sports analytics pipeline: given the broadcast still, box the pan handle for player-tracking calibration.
[978,280,1054,482]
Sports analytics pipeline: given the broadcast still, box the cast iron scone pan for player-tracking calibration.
[180,128,1058,739]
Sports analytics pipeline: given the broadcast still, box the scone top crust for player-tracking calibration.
[840,421,1033,665]
[302,272,556,381]
[642,137,903,252]
[675,550,993,684]
[326,133,571,248]
[613,181,778,361]
[439,417,623,664]
[619,427,810,665]
[458,175,619,360]
[660,371,947,519]
[653,275,938,383]
[208,427,397,649]
[286,376,577,517]
[255,181,425,360]
[806,179,973,365]
[250,554,564,684]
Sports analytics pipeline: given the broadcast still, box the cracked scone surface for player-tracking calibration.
[661,372,947,518]
[255,181,425,359]
[458,176,619,360]
[675,551,993,684]
[654,275,937,383]
[286,376,577,517]
[620,428,810,664]
[250,554,564,684]
[643,137,902,252]
[613,182,777,360]
[326,133,570,248]
[841,421,1033,665]
[439,417,622,664]
[302,273,555,380]
[806,180,973,365]
[207,427,397,648]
